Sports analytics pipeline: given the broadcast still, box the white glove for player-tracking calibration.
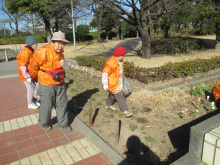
[26,78,32,83]
[103,84,109,91]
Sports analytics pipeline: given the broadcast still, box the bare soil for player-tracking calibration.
[63,35,220,164]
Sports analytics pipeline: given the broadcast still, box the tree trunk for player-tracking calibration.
[136,31,139,38]
[164,25,170,38]
[115,24,120,40]
[141,35,151,59]
[97,18,102,42]
[43,17,52,43]
[137,25,151,59]
[55,19,59,32]
[96,7,104,43]
[106,31,109,41]
[32,24,35,34]
[216,22,220,50]
[15,19,19,35]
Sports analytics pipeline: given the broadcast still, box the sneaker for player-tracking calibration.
[105,105,116,110]
[36,95,40,101]
[28,103,38,109]
[35,101,40,106]
[38,123,52,131]
[60,125,72,132]
[122,110,133,117]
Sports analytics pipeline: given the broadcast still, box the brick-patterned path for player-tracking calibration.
[0,77,118,165]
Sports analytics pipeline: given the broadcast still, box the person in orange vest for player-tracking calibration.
[28,31,71,131]
[102,46,133,117]
[213,82,220,100]
[17,36,39,109]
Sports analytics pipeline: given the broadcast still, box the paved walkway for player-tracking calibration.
[0,76,126,165]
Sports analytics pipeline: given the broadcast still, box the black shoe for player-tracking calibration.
[38,123,52,131]
[60,125,72,132]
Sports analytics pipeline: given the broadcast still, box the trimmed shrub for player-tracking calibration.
[0,34,47,45]
[76,25,89,41]
[84,35,93,41]
[89,32,98,40]
[76,55,220,84]
[151,37,205,55]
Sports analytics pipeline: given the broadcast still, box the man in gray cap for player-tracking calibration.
[29,31,72,131]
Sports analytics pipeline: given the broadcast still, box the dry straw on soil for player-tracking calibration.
[129,88,192,113]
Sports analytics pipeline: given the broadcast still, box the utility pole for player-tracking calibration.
[71,0,76,50]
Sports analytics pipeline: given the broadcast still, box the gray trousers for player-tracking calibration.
[106,91,128,112]
[38,82,68,127]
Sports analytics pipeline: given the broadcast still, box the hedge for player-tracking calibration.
[151,37,205,55]
[75,55,220,84]
[0,34,47,45]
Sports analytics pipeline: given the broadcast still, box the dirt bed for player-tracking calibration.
[65,65,219,165]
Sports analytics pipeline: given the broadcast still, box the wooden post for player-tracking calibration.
[88,99,92,127]
[114,114,119,145]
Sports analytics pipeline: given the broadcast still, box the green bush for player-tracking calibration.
[76,25,89,41]
[89,32,98,40]
[151,37,205,55]
[0,34,47,45]
[76,55,220,84]
[101,31,117,39]
[84,35,93,41]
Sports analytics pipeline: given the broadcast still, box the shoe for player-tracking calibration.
[38,123,52,131]
[60,125,72,132]
[105,105,116,110]
[35,101,40,106]
[122,110,133,117]
[36,95,40,101]
[28,103,38,109]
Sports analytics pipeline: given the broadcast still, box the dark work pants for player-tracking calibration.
[106,90,128,112]
[38,82,68,127]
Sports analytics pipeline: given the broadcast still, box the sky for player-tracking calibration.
[0,0,93,34]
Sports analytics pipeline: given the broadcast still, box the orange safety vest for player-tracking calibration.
[17,46,34,81]
[213,82,220,99]
[102,55,124,92]
[28,43,65,86]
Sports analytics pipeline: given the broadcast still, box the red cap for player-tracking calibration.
[114,46,127,56]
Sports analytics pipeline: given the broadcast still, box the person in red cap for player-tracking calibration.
[102,46,133,117]
[29,31,72,131]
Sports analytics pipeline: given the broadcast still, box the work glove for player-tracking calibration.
[103,84,109,91]
[26,78,32,83]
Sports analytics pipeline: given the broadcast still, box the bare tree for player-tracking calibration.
[1,0,20,34]
[98,0,198,59]
[91,2,104,42]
